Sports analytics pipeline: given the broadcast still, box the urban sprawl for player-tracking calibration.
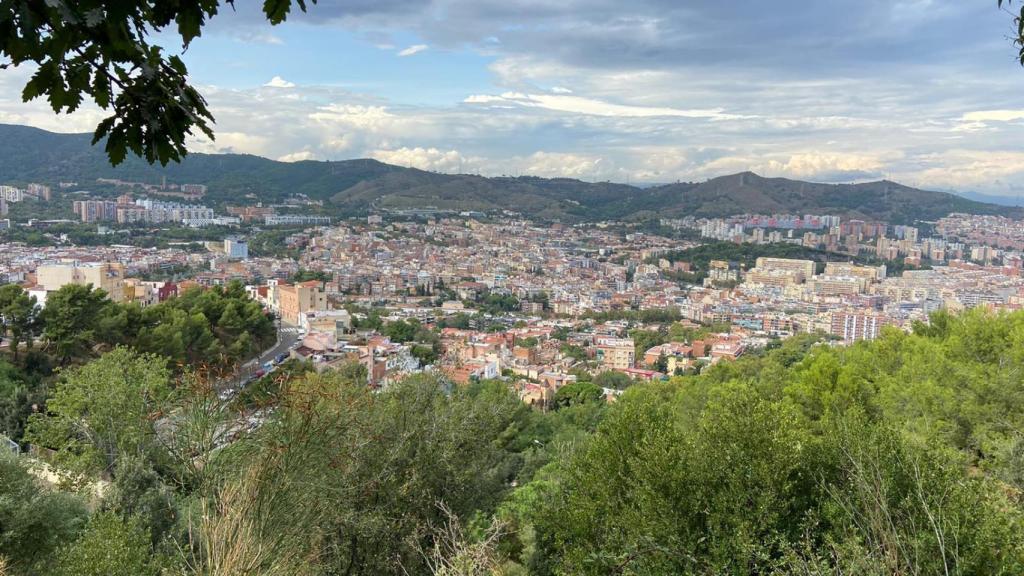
[4,189,1024,404]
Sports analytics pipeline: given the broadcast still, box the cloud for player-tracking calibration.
[232,31,284,45]
[370,147,471,172]
[961,110,1024,122]
[277,150,317,162]
[264,76,296,88]
[189,131,272,155]
[892,150,1024,193]
[464,92,749,120]
[6,0,1024,197]
[520,151,608,179]
[397,44,429,57]
[761,152,887,181]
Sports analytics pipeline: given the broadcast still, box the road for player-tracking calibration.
[228,322,302,387]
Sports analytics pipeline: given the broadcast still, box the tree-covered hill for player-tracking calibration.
[649,170,1017,222]
[0,124,1017,223]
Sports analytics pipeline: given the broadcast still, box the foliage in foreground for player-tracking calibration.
[4,308,1024,574]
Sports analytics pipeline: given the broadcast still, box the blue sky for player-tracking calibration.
[4,0,1024,194]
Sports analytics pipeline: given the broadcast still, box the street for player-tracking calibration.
[229,321,302,386]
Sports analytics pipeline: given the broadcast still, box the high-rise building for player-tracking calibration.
[26,184,51,201]
[73,200,118,222]
[0,186,23,202]
[830,311,890,341]
[224,238,248,260]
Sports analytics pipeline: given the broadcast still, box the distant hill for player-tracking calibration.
[954,190,1024,207]
[0,123,1017,223]
[646,172,1018,223]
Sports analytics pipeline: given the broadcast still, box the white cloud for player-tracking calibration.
[892,150,1024,192]
[370,147,471,172]
[309,104,417,134]
[189,131,272,155]
[234,32,284,45]
[464,92,750,120]
[264,76,296,88]
[6,56,1024,197]
[520,152,609,179]
[397,44,429,57]
[277,150,317,162]
[760,152,886,180]
[551,86,573,94]
[961,110,1024,122]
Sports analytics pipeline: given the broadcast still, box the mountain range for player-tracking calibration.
[0,123,1018,224]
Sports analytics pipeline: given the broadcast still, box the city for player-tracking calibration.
[3,1,1024,575]
[6,205,1024,399]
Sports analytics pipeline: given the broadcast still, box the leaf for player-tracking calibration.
[92,71,111,109]
[263,0,292,24]
[21,61,57,102]
[104,126,127,166]
[176,6,205,46]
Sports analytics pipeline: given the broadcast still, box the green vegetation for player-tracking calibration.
[630,321,731,364]
[291,269,332,283]
[1001,0,1024,65]
[559,343,588,362]
[551,381,603,408]
[1,124,1019,223]
[247,228,308,258]
[38,281,275,367]
[592,370,633,390]
[3,305,1024,573]
[0,281,273,447]
[654,241,841,284]
[0,221,236,251]
[233,358,314,410]
[523,312,1024,573]
[477,293,521,315]
[518,336,539,348]
[0,1,325,165]
[580,307,683,323]
[0,453,88,574]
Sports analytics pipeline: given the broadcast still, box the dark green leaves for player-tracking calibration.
[263,0,315,24]
[1000,0,1024,64]
[0,0,314,166]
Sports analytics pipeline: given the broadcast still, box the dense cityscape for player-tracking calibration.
[4,1,1024,575]
[5,178,1024,400]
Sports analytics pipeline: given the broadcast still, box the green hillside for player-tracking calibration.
[651,171,1010,222]
[0,124,1016,223]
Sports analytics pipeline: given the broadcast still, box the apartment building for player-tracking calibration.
[36,262,126,302]
[830,311,890,341]
[277,280,328,325]
[754,257,816,279]
[73,200,117,223]
[595,337,635,371]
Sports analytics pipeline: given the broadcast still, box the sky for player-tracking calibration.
[3,0,1024,195]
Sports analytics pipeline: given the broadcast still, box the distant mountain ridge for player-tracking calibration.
[953,189,1024,207]
[0,123,1017,224]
